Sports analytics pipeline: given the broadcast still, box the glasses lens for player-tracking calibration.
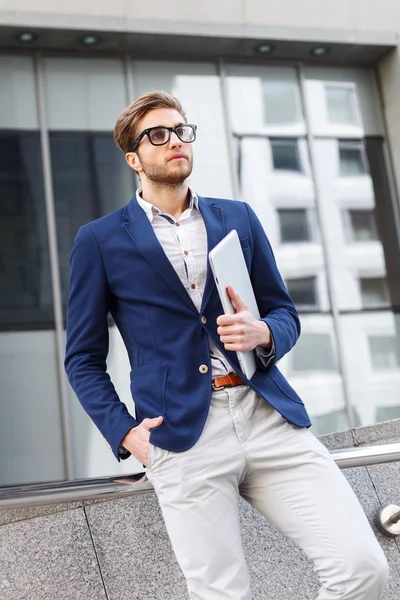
[176,125,196,142]
[149,127,169,145]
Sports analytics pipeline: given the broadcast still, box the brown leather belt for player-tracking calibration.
[212,374,245,390]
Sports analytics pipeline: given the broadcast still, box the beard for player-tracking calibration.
[137,153,193,186]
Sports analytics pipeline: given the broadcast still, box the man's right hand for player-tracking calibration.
[121,416,163,466]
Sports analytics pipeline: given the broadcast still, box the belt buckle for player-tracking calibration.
[212,381,225,391]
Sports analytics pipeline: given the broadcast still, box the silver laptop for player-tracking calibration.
[209,229,260,380]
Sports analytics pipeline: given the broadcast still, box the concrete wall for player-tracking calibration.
[1,419,400,600]
[0,0,398,32]
[0,0,400,37]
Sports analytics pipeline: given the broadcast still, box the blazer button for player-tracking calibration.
[199,364,209,374]
[201,316,207,324]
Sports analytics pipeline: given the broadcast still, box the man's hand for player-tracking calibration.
[217,285,272,352]
[121,416,163,466]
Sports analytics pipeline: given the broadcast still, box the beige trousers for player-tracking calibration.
[146,385,389,600]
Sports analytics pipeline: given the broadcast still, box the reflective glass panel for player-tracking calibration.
[306,67,400,429]
[326,85,358,126]
[44,58,138,480]
[225,64,345,437]
[0,56,64,486]
[131,60,233,198]
[263,79,301,125]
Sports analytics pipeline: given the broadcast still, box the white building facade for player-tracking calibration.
[0,1,400,485]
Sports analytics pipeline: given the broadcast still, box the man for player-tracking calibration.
[65,91,388,600]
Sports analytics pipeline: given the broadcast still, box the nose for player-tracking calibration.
[168,130,182,148]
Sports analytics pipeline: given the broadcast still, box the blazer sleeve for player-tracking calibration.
[244,202,301,367]
[64,225,138,461]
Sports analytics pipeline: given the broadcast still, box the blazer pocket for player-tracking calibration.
[268,367,304,405]
[130,365,168,417]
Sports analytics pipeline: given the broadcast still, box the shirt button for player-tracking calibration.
[184,250,189,256]
[199,364,209,374]
[175,222,180,227]
[154,209,159,214]
[191,283,196,289]
[201,316,207,324]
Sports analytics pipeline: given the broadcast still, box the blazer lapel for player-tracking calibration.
[198,196,225,311]
[123,197,198,312]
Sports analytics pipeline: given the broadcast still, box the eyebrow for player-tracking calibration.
[149,122,186,128]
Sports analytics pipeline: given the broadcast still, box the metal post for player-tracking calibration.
[297,64,355,429]
[34,54,74,480]
[217,58,241,200]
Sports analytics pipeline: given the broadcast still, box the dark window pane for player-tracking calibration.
[286,277,317,309]
[339,144,367,176]
[278,209,310,243]
[360,278,389,308]
[349,210,378,242]
[292,333,337,372]
[0,131,53,328]
[271,140,301,171]
[50,132,136,314]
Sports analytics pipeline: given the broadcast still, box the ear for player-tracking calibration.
[125,152,142,174]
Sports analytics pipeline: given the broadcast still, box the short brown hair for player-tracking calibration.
[114,91,187,154]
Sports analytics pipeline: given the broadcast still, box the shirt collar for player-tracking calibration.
[136,187,199,223]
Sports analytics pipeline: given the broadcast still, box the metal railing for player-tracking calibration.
[0,442,399,511]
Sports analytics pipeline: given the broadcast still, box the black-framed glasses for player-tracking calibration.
[131,124,197,152]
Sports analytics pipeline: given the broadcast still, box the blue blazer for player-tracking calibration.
[65,195,311,461]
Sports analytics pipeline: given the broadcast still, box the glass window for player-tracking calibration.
[278,209,311,243]
[348,210,378,242]
[270,139,301,171]
[49,132,135,311]
[292,333,337,372]
[360,278,389,308]
[326,85,358,126]
[0,56,64,486]
[0,132,53,328]
[263,80,300,125]
[286,277,318,310]
[339,143,367,176]
[132,60,233,198]
[43,59,136,315]
[368,336,400,370]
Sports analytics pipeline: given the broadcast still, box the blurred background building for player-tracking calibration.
[1,1,400,486]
